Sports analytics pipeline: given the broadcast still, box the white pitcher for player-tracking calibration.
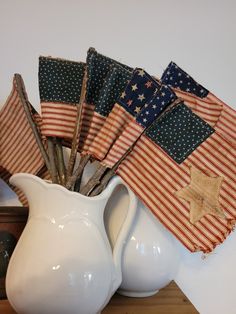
[105,185,180,297]
[6,173,137,314]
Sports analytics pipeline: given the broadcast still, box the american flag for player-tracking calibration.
[0,76,46,206]
[103,84,177,168]
[116,64,236,253]
[161,61,235,144]
[88,68,161,161]
[81,64,132,154]
[79,48,132,150]
[39,56,86,139]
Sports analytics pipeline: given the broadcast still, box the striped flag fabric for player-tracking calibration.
[39,56,86,139]
[0,76,46,206]
[79,48,132,150]
[81,64,132,154]
[116,67,236,253]
[88,68,161,161]
[103,84,177,168]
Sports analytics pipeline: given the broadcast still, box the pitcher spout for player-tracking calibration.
[10,173,46,209]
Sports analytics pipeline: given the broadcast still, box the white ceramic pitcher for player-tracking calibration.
[104,185,180,297]
[6,173,137,314]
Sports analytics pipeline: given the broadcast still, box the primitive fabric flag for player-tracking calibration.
[79,48,132,150]
[117,67,236,253]
[81,64,132,154]
[89,68,161,161]
[39,56,86,139]
[0,76,46,206]
[103,84,177,168]
[161,61,235,144]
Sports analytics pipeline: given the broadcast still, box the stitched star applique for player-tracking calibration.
[176,166,226,224]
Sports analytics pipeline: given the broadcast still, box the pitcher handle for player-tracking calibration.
[105,175,138,292]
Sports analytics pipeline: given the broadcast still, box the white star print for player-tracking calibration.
[121,91,126,98]
[134,106,141,113]
[138,69,145,77]
[138,94,145,101]
[132,84,138,91]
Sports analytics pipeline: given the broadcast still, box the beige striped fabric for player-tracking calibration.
[88,103,134,160]
[117,92,236,253]
[41,102,77,139]
[0,77,45,205]
[78,102,95,152]
[80,111,107,154]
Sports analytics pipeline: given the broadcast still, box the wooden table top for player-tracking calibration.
[0,282,198,314]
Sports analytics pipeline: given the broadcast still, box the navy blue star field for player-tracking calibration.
[117,68,160,116]
[161,62,209,98]
[136,84,177,128]
[145,102,214,164]
[95,65,132,117]
[85,48,132,106]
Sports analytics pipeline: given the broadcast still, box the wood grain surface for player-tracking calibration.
[0,282,198,314]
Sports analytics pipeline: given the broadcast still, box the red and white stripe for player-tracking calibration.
[81,111,106,154]
[0,79,46,206]
[41,102,77,139]
[117,92,236,253]
[78,102,95,151]
[174,88,236,146]
[88,103,134,160]
[118,132,236,253]
[102,119,144,168]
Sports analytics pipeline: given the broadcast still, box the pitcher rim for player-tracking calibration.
[10,173,114,202]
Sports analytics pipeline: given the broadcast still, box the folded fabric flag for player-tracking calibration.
[0,76,46,206]
[79,48,132,150]
[117,70,236,253]
[80,69,162,195]
[103,84,177,168]
[81,64,132,154]
[88,68,161,161]
[161,61,234,142]
[39,56,86,139]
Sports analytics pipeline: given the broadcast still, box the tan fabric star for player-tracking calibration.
[131,84,138,91]
[176,166,226,224]
[134,106,141,113]
[121,91,126,98]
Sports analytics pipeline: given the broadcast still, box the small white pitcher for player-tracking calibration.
[6,173,137,314]
[105,186,180,297]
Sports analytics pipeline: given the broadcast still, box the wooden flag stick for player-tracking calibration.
[89,146,133,196]
[66,68,88,189]
[66,154,91,190]
[80,163,107,195]
[47,137,59,183]
[14,74,52,177]
[55,138,66,185]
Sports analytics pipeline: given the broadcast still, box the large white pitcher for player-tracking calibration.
[6,173,137,314]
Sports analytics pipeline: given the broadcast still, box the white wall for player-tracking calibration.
[0,0,235,110]
[1,1,236,313]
